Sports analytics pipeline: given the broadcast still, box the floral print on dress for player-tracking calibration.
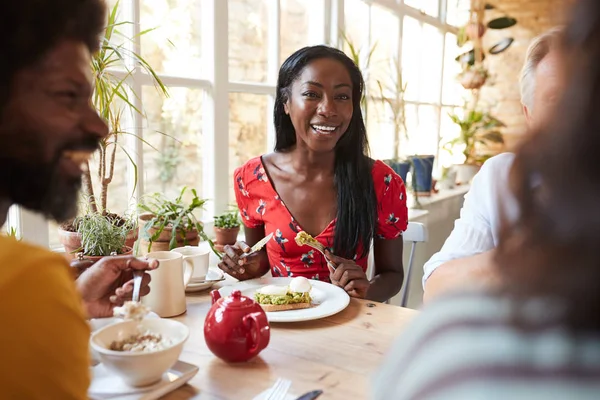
[233,157,408,283]
[301,250,315,267]
[383,174,392,194]
[236,176,249,197]
[256,199,267,216]
[274,229,288,252]
[253,164,269,182]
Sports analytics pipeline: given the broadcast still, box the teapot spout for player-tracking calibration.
[210,289,221,305]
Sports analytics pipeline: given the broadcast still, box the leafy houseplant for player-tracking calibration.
[75,212,134,259]
[58,2,168,255]
[213,211,241,251]
[137,187,218,256]
[446,108,505,183]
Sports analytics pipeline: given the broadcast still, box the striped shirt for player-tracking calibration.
[373,293,600,399]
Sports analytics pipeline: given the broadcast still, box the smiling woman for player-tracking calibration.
[218,45,408,303]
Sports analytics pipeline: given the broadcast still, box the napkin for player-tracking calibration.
[252,388,296,400]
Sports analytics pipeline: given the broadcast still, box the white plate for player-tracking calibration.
[88,360,198,400]
[185,269,225,293]
[218,277,350,323]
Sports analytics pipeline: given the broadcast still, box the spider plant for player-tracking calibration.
[340,31,377,120]
[82,1,169,214]
[75,212,134,256]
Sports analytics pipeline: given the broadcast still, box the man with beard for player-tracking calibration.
[0,0,157,397]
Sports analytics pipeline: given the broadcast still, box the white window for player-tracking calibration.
[10,0,462,247]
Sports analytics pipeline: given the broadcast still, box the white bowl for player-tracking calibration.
[90,318,189,387]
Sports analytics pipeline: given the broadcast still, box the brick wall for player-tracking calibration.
[478,0,570,149]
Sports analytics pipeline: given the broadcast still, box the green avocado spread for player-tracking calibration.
[254,291,311,305]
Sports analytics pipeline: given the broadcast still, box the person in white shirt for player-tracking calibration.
[423,27,564,302]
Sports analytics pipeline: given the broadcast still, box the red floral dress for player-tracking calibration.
[233,157,408,282]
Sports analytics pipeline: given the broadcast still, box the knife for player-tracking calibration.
[294,390,323,400]
[239,232,274,260]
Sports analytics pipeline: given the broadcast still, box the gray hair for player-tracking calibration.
[520,27,563,110]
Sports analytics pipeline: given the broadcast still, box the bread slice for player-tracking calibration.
[259,302,312,312]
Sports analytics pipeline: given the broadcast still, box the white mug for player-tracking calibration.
[171,246,210,279]
[143,251,193,318]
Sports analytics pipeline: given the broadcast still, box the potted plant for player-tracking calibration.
[213,210,241,252]
[137,187,218,256]
[74,212,134,265]
[58,1,168,255]
[445,108,505,184]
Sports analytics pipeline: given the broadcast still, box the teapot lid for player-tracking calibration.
[221,290,257,310]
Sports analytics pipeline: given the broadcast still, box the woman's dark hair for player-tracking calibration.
[0,0,106,110]
[496,0,600,332]
[274,45,377,259]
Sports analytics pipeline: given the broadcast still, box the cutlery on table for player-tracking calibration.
[266,378,292,400]
[131,270,143,303]
[239,232,274,261]
[294,390,323,400]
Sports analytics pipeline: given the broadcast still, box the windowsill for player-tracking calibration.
[407,184,470,208]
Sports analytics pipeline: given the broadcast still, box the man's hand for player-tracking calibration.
[326,251,371,298]
[75,256,158,318]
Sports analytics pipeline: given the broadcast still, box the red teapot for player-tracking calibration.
[204,289,270,362]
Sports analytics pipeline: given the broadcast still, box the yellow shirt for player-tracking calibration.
[0,236,90,399]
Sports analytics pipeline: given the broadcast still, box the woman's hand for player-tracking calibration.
[218,241,263,281]
[325,251,371,298]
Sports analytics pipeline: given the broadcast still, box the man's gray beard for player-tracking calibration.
[0,156,81,223]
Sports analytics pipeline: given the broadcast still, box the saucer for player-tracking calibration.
[185,269,224,293]
[88,360,198,400]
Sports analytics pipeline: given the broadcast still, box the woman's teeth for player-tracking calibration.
[311,125,337,135]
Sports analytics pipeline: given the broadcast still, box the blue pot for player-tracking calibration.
[387,161,411,184]
[409,155,435,195]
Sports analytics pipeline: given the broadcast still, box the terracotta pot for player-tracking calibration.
[138,213,200,255]
[466,22,486,40]
[58,228,82,260]
[459,69,487,90]
[214,226,240,247]
[70,246,134,277]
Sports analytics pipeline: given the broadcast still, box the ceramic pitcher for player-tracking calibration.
[142,251,194,317]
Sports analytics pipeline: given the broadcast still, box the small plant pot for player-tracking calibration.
[454,164,480,185]
[214,226,240,249]
[58,227,82,261]
[466,22,486,40]
[386,160,411,184]
[409,155,435,197]
[138,213,200,255]
[71,246,134,277]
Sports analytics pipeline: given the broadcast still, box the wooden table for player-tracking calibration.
[164,288,417,400]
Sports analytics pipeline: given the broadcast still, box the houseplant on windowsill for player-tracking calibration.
[74,212,134,263]
[213,210,241,252]
[137,187,218,256]
[445,108,505,184]
[57,1,168,256]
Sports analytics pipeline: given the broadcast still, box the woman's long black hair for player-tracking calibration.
[273,45,377,259]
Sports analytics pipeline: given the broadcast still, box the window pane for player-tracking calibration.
[343,0,370,67]
[420,24,444,103]
[366,97,397,161]
[280,0,325,65]
[229,0,269,82]
[402,16,421,102]
[229,93,269,204]
[369,5,400,95]
[140,0,203,78]
[439,106,464,168]
[442,33,465,105]
[143,87,205,218]
[405,104,440,156]
[404,0,439,18]
[446,0,471,27]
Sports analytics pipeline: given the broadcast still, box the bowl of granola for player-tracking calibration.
[90,318,190,387]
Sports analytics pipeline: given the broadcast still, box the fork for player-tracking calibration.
[266,378,292,400]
